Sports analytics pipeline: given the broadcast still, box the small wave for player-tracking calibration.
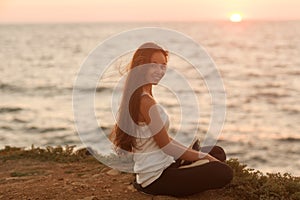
[40,128,67,133]
[216,139,238,146]
[249,156,268,163]
[227,103,237,108]
[0,83,24,92]
[247,73,260,77]
[34,86,74,95]
[12,118,28,123]
[1,82,112,96]
[0,126,13,130]
[227,152,244,157]
[280,107,300,115]
[0,107,23,113]
[254,83,282,89]
[277,137,300,142]
[273,64,286,68]
[74,86,110,93]
[25,126,68,133]
[96,87,110,92]
[254,92,289,99]
[287,71,300,76]
[0,83,72,95]
[40,127,68,133]
[99,126,110,130]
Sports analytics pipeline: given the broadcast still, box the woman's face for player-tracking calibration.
[145,51,167,85]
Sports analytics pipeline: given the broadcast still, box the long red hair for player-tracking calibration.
[110,42,169,152]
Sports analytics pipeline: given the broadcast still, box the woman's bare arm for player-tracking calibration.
[139,95,219,162]
[168,138,219,162]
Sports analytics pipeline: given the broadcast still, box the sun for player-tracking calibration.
[230,13,242,22]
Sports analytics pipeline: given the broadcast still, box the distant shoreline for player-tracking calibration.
[1,20,300,25]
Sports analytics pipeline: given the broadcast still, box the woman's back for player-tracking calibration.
[133,93,175,187]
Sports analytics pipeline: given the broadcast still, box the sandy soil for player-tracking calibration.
[0,158,233,200]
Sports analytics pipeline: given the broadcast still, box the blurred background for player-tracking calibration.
[0,0,299,175]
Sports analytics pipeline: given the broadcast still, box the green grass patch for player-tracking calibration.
[0,145,96,163]
[225,159,300,200]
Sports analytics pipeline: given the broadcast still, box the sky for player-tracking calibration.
[1,0,300,23]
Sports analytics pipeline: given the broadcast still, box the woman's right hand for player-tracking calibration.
[205,154,220,162]
[197,151,220,162]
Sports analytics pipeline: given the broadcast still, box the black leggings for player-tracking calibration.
[133,146,233,197]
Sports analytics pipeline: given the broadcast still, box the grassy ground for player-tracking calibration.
[0,145,299,200]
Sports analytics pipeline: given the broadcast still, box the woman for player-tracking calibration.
[110,42,233,197]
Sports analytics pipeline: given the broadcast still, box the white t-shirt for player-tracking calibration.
[133,103,175,188]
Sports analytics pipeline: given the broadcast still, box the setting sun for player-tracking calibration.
[230,13,242,22]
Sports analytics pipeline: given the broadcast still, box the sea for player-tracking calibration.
[0,21,299,175]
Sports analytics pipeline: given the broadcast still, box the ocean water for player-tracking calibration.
[0,22,299,175]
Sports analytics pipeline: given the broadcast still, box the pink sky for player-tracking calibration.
[1,0,300,23]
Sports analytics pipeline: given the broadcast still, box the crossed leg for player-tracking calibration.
[134,144,233,197]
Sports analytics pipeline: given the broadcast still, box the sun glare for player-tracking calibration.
[230,13,242,22]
